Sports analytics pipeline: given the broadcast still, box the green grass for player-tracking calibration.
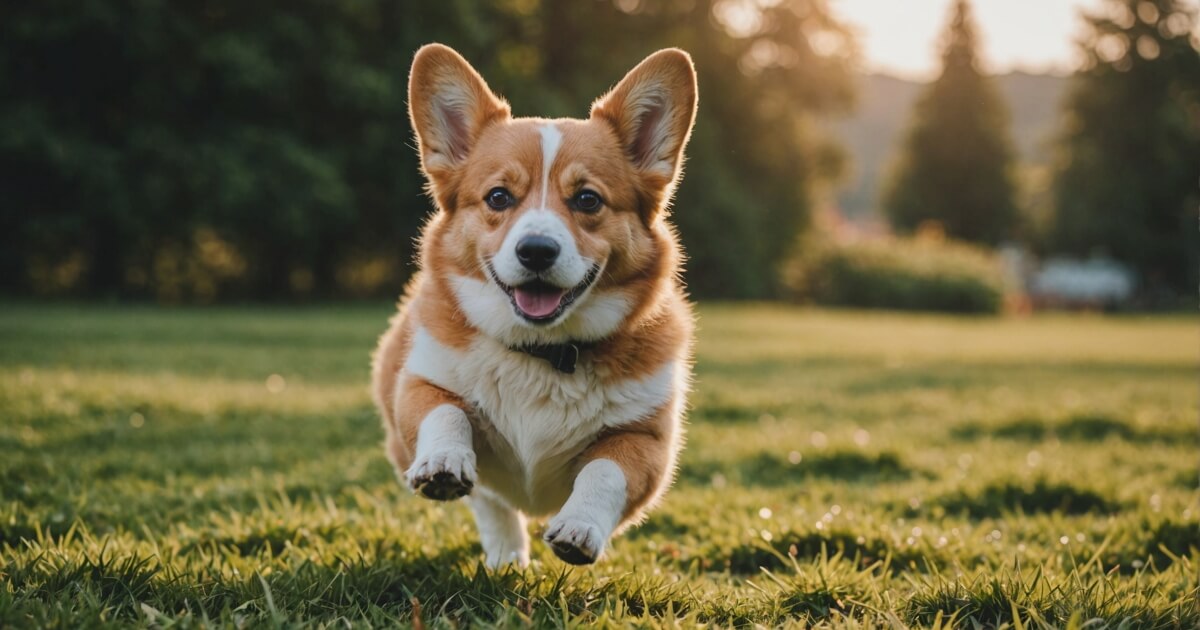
[1,302,1196,628]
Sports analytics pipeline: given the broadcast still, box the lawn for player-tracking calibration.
[1,303,1196,628]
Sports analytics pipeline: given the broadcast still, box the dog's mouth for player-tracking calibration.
[487,263,601,324]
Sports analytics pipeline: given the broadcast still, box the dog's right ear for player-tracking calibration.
[408,44,510,198]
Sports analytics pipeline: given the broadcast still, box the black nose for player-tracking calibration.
[516,235,560,272]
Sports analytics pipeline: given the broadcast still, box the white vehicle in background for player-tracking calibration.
[1029,257,1136,309]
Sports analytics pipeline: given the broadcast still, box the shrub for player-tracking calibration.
[784,235,1006,313]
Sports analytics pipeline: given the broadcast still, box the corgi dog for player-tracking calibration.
[371,43,696,567]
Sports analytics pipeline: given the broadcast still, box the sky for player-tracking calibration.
[829,0,1199,80]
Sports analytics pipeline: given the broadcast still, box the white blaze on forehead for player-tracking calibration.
[489,122,589,292]
[538,124,563,209]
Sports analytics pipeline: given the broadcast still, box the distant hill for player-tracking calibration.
[828,72,1070,220]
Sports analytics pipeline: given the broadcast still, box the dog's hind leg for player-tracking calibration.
[468,489,529,568]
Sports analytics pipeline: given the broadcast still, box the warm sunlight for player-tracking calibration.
[5,1,1199,623]
[832,0,1199,79]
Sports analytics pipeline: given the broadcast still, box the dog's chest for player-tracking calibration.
[405,328,676,512]
[462,352,608,508]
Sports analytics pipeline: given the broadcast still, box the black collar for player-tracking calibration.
[514,341,594,374]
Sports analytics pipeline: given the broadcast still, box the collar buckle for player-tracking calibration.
[515,341,588,374]
[554,343,580,374]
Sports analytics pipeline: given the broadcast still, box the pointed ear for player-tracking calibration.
[591,49,697,207]
[408,44,510,194]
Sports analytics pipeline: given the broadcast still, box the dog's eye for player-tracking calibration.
[485,187,514,211]
[571,190,603,213]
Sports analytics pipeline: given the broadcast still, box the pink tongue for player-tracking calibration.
[514,287,566,318]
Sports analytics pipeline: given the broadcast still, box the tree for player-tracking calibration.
[883,0,1019,245]
[0,0,855,300]
[1050,0,1200,297]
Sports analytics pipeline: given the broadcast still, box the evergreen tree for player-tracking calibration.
[884,0,1019,245]
[1050,0,1200,297]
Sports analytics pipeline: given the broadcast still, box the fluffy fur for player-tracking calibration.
[371,43,697,567]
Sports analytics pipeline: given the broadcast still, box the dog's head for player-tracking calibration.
[408,44,696,346]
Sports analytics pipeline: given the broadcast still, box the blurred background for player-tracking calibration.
[2,0,1197,311]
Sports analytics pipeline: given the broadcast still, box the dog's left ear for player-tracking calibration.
[591,49,697,217]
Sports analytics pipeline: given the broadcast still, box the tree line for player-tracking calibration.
[0,0,852,300]
[1,0,1195,301]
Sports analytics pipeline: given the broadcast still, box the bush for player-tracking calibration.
[784,235,1006,313]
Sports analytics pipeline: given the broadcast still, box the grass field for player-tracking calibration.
[1,303,1197,628]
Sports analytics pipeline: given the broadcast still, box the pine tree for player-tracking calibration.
[883,0,1019,245]
[1050,0,1200,297]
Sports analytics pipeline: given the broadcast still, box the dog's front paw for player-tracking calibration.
[406,449,476,501]
[544,514,608,565]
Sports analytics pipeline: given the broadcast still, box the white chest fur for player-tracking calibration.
[404,327,679,513]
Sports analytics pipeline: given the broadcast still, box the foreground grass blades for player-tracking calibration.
[1,303,1196,627]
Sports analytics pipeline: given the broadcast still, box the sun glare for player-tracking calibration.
[829,0,1199,80]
